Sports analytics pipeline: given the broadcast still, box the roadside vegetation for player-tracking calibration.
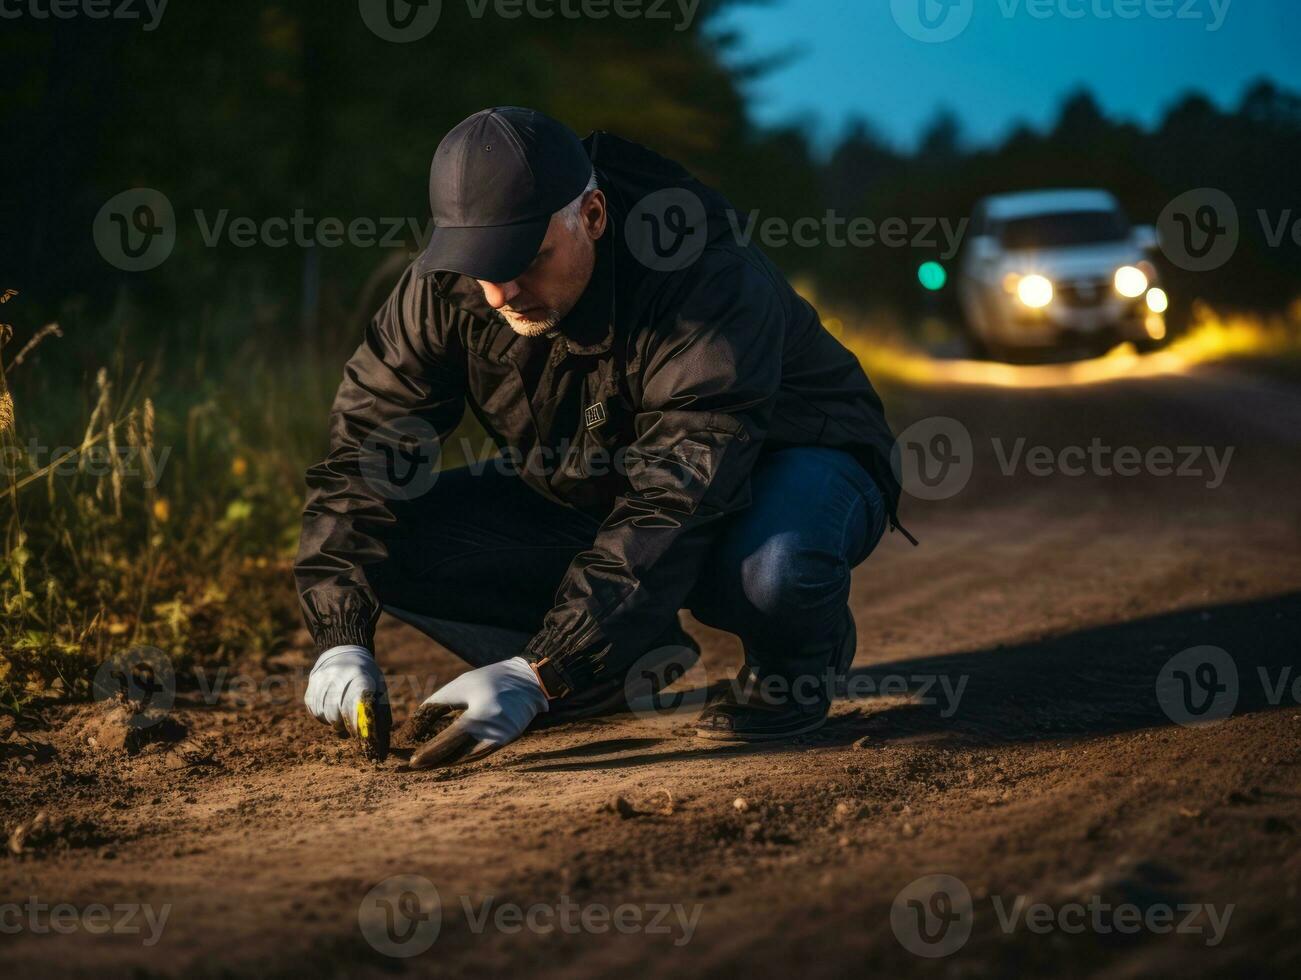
[0,299,320,716]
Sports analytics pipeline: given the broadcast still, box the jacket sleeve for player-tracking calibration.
[522,257,782,694]
[294,268,466,654]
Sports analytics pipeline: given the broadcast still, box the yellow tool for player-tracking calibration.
[355,690,391,763]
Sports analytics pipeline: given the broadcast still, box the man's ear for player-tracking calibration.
[583,189,608,241]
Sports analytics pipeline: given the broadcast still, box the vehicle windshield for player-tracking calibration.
[997,210,1130,250]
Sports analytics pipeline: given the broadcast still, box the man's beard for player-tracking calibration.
[499,307,563,337]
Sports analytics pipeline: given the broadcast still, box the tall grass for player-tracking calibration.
[0,300,333,716]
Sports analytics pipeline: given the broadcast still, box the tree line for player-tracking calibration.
[3,1,1297,354]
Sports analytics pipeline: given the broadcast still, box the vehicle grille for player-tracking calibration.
[1055,277,1110,308]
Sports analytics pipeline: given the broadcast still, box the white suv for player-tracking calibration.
[958,189,1170,359]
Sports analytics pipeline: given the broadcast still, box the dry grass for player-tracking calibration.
[0,320,307,716]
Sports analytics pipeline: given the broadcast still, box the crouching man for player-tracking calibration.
[295,107,907,768]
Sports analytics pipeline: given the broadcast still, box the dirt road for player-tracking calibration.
[4,353,1301,977]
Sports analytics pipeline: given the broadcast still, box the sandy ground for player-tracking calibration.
[4,355,1301,978]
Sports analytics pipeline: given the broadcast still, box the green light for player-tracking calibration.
[918,261,947,291]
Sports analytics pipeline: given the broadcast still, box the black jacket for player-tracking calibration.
[295,132,904,696]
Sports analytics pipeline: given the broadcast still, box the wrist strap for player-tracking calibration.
[530,658,572,700]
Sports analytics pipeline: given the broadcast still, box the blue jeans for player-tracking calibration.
[374,447,887,676]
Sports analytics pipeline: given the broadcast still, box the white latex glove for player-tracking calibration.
[304,645,391,760]
[408,656,548,769]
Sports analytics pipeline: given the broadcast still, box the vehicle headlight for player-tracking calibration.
[1145,287,1169,314]
[1016,274,1054,309]
[1114,265,1149,299]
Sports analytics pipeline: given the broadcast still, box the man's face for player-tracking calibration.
[477,189,607,337]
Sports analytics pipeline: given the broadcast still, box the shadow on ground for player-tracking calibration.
[513,592,1300,770]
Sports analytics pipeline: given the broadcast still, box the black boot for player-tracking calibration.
[695,608,856,742]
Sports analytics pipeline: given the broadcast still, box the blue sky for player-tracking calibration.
[714,0,1301,149]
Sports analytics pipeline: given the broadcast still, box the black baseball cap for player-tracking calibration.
[414,107,593,283]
